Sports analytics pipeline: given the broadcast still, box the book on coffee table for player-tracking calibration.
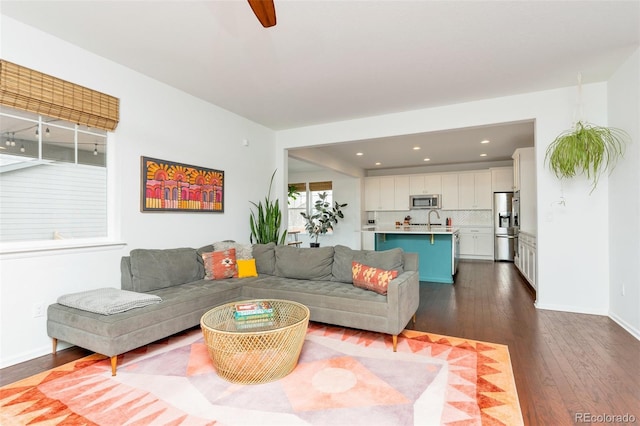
[233,301,274,319]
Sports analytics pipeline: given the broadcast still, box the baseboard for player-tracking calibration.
[0,341,72,370]
[534,302,608,316]
[608,312,640,341]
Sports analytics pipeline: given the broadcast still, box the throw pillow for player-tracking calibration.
[352,261,398,295]
[202,248,238,280]
[237,258,258,278]
[213,241,253,260]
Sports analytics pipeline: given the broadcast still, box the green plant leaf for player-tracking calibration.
[249,170,287,245]
[545,121,628,193]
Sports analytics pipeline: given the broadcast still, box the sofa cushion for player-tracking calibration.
[130,248,203,292]
[351,261,398,295]
[275,245,334,280]
[332,245,404,283]
[253,243,276,275]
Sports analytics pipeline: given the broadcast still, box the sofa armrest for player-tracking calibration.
[385,269,420,335]
[402,252,418,272]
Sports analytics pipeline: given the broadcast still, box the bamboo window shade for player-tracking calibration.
[309,181,332,191]
[289,182,306,193]
[0,60,119,131]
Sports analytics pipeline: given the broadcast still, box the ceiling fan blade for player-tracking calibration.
[247,0,277,28]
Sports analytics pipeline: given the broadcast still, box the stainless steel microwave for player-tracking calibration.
[409,194,441,209]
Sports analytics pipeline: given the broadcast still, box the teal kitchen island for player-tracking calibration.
[374,227,460,284]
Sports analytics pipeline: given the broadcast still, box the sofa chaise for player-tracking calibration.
[47,242,420,375]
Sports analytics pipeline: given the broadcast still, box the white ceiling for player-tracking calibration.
[2,0,638,173]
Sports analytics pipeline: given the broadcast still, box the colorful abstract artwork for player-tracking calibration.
[141,156,224,213]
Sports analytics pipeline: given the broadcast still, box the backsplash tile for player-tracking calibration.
[369,209,492,227]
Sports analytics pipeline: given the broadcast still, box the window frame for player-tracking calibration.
[287,181,334,235]
[0,109,122,256]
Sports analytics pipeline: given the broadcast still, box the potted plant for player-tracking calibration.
[287,184,300,205]
[545,120,629,193]
[249,170,287,245]
[300,192,348,247]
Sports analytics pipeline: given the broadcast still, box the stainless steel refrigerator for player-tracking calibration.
[494,192,517,261]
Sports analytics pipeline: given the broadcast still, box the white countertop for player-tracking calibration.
[363,226,459,235]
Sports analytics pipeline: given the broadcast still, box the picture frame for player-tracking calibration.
[141,156,224,213]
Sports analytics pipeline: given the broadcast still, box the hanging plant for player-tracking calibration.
[545,120,628,192]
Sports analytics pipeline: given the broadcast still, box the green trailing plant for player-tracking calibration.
[545,121,628,192]
[300,192,348,245]
[249,170,287,245]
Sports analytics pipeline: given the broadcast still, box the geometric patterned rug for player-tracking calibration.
[0,323,523,425]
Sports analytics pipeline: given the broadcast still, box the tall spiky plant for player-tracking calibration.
[249,170,287,245]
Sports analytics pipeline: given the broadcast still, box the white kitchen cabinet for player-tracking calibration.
[512,147,536,232]
[361,231,376,250]
[458,227,493,260]
[394,175,410,210]
[458,171,492,209]
[491,167,514,192]
[515,231,537,290]
[364,176,400,211]
[441,173,459,209]
[512,150,521,191]
[409,174,442,195]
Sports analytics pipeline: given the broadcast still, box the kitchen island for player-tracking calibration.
[372,226,460,284]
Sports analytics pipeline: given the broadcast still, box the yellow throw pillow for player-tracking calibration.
[237,258,258,278]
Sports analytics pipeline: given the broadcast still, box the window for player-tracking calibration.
[0,106,108,243]
[287,181,333,234]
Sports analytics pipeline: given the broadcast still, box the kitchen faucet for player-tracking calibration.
[427,210,440,229]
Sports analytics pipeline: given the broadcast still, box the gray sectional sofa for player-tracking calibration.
[47,243,419,375]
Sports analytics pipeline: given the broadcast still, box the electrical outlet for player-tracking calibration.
[33,302,44,318]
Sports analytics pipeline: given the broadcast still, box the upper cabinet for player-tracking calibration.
[364,170,495,211]
[394,176,410,210]
[458,171,492,209]
[364,176,408,211]
[364,176,395,211]
[409,174,442,195]
[491,167,514,192]
[441,174,459,210]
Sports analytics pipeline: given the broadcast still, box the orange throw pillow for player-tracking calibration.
[202,248,238,280]
[351,261,398,295]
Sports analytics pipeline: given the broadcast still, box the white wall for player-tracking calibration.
[277,82,615,317]
[608,48,640,338]
[0,16,277,367]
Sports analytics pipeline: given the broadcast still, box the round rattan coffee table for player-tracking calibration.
[200,299,310,384]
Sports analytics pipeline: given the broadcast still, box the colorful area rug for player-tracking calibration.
[1,324,523,425]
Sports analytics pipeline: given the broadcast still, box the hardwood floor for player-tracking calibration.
[2,260,639,425]
[411,260,640,425]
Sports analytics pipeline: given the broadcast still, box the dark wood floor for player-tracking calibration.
[2,261,639,425]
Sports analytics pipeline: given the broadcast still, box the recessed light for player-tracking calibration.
[423,158,431,162]
[481,139,490,144]
[375,162,381,166]
[480,153,487,157]
[413,146,421,150]
[356,152,364,156]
